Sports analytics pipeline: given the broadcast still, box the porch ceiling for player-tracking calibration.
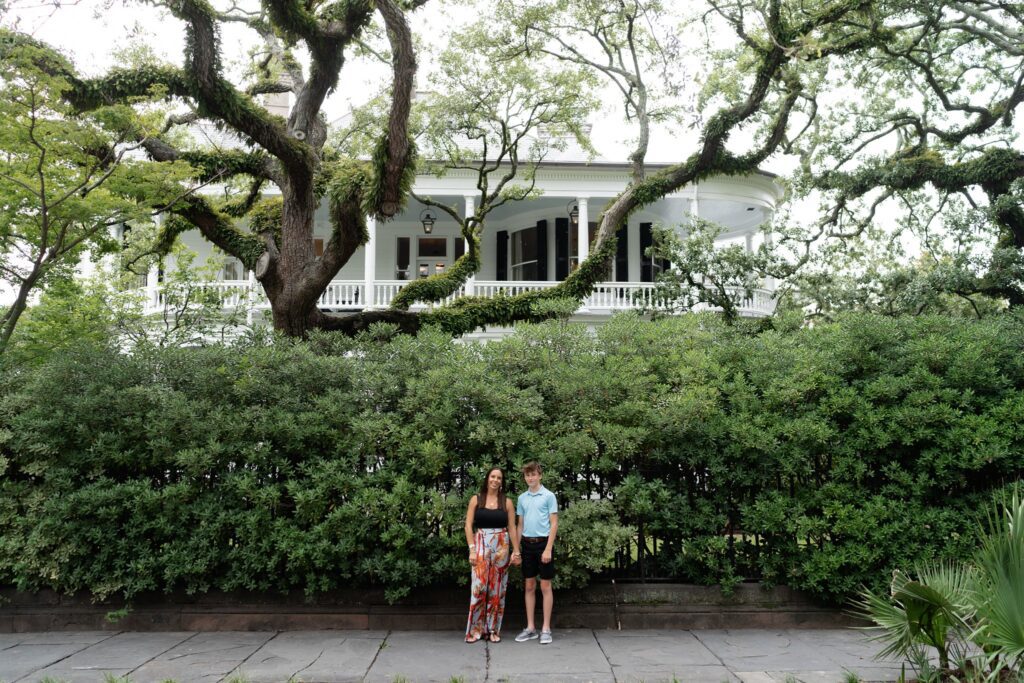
[399,195,769,235]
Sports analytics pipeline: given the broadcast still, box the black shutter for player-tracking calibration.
[496,230,508,281]
[615,223,629,282]
[555,217,569,281]
[536,219,548,281]
[639,222,653,282]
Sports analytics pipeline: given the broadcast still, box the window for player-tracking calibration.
[314,238,325,257]
[568,222,598,272]
[396,237,411,280]
[418,237,447,258]
[454,237,465,260]
[511,226,540,281]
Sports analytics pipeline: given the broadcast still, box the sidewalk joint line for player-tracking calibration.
[362,629,391,682]
[126,631,201,678]
[591,629,618,683]
[692,630,733,676]
[217,630,280,683]
[293,644,328,680]
[484,635,491,682]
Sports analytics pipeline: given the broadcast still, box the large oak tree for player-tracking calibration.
[4,0,898,338]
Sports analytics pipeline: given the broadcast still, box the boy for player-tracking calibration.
[514,461,559,645]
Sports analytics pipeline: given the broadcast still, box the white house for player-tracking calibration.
[139,141,782,333]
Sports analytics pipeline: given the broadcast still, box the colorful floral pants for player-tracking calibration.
[465,527,511,641]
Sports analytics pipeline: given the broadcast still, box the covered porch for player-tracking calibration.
[155,166,781,323]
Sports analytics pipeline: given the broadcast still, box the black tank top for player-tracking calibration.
[474,501,508,529]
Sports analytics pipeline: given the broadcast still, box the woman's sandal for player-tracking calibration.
[465,634,482,643]
[489,633,501,643]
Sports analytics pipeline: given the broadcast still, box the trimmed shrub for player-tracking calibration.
[1,312,1022,603]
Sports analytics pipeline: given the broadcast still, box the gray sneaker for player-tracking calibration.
[515,628,538,642]
[540,630,553,645]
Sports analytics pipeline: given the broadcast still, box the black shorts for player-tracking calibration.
[521,537,555,580]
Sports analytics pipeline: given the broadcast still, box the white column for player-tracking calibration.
[691,185,701,291]
[745,233,754,254]
[576,197,590,263]
[763,229,776,291]
[146,263,160,312]
[246,268,257,326]
[364,215,377,308]
[463,196,475,296]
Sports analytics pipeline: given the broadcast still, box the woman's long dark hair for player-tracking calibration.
[477,467,506,511]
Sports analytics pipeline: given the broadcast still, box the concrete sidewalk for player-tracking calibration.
[0,629,903,683]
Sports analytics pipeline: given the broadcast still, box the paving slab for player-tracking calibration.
[695,629,905,683]
[127,631,275,683]
[595,631,737,683]
[790,631,904,681]
[5,633,114,646]
[232,631,387,683]
[695,630,852,671]
[487,629,615,683]
[364,631,487,683]
[734,673,778,683]
[27,632,195,683]
[0,632,114,683]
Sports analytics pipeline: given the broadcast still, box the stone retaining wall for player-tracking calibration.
[0,583,858,632]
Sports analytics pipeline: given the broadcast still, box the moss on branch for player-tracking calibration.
[366,134,417,218]
[416,235,616,336]
[171,195,266,268]
[180,150,271,183]
[154,215,197,256]
[72,66,191,110]
[326,159,372,213]
[822,147,1024,197]
[247,197,284,250]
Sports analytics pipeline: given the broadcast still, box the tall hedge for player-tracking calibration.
[1,313,1022,604]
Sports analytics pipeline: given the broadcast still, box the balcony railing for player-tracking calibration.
[140,279,777,318]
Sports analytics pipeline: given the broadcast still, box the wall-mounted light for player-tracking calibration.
[567,200,579,225]
[420,208,437,234]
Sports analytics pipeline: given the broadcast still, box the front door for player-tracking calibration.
[415,237,450,279]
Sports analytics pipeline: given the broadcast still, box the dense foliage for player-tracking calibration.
[857,493,1024,681]
[1,313,1022,604]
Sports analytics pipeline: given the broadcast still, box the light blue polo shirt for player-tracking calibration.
[517,485,558,537]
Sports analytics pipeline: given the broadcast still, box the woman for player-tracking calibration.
[464,466,521,643]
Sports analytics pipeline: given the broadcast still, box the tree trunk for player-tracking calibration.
[269,293,323,337]
[0,269,43,355]
[262,180,324,337]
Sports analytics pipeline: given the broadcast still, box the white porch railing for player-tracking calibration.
[373,280,465,308]
[141,279,777,318]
